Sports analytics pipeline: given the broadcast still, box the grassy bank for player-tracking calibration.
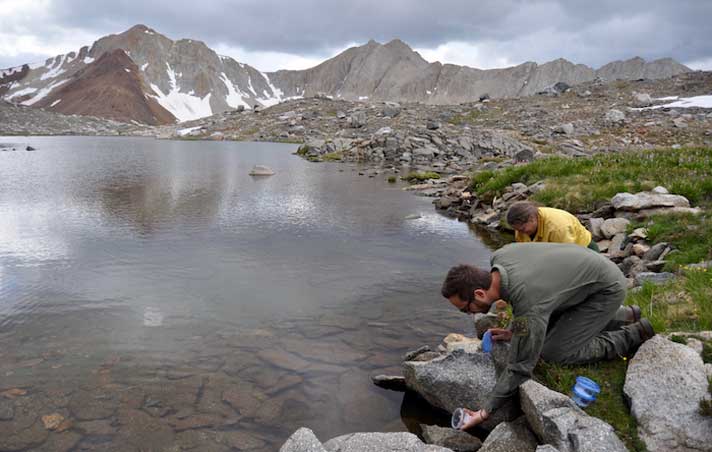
[472,148,712,450]
[471,148,712,213]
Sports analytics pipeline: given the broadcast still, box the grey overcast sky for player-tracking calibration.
[1,0,711,72]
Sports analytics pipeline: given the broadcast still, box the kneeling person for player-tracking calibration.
[441,243,653,429]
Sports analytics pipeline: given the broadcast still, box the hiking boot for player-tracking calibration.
[635,318,656,342]
[604,304,642,331]
[625,305,641,324]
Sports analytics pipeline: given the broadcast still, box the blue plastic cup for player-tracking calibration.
[482,330,493,353]
[571,376,601,408]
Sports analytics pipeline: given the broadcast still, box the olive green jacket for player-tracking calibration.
[482,243,625,413]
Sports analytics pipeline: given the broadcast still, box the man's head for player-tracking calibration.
[441,264,497,314]
[506,201,539,236]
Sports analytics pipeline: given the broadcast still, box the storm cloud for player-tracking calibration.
[2,0,711,71]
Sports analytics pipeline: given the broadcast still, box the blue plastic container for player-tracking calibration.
[571,376,601,408]
[482,330,493,353]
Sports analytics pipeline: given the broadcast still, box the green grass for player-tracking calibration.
[321,151,343,161]
[403,171,440,182]
[387,176,397,183]
[632,213,712,268]
[470,148,712,212]
[626,266,712,332]
[534,360,646,451]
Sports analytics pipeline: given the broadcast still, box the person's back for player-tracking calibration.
[492,242,622,315]
[507,202,594,249]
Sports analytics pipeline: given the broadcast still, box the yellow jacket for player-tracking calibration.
[514,207,592,246]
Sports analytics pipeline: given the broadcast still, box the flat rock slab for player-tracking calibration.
[624,336,712,452]
[612,192,690,211]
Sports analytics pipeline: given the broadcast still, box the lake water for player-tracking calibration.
[0,136,493,451]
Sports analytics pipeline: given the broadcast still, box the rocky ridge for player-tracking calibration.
[1,24,691,124]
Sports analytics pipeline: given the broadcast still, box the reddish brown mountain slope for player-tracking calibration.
[36,49,176,125]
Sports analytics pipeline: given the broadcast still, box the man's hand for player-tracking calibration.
[459,408,489,430]
[489,327,512,342]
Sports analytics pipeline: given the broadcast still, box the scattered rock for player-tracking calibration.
[604,109,626,124]
[427,120,442,130]
[41,413,65,430]
[600,218,630,239]
[478,417,537,452]
[371,375,407,391]
[248,165,275,176]
[635,272,675,286]
[421,424,482,451]
[324,432,454,452]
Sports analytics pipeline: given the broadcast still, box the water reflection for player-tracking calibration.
[0,136,495,451]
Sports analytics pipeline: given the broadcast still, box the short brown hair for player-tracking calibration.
[441,265,492,301]
[506,201,539,227]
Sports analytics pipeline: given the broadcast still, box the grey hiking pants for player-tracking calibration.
[540,284,642,364]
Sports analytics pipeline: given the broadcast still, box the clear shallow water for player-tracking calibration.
[0,136,493,451]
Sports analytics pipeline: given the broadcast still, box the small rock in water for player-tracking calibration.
[25,146,36,151]
[42,413,65,430]
[371,375,407,392]
[249,165,275,176]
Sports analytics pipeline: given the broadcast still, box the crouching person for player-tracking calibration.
[441,243,654,429]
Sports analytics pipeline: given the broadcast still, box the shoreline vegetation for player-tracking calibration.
[469,147,712,450]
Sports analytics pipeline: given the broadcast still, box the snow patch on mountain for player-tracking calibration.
[256,71,284,107]
[21,79,69,106]
[40,55,68,81]
[6,87,37,99]
[148,63,213,122]
[220,73,250,109]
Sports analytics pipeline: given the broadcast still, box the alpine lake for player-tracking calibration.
[0,136,497,451]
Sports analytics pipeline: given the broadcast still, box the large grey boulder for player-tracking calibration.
[403,350,520,429]
[421,424,483,451]
[611,192,690,211]
[519,380,627,452]
[479,417,538,452]
[624,336,712,452]
[280,428,327,452]
[324,432,454,452]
